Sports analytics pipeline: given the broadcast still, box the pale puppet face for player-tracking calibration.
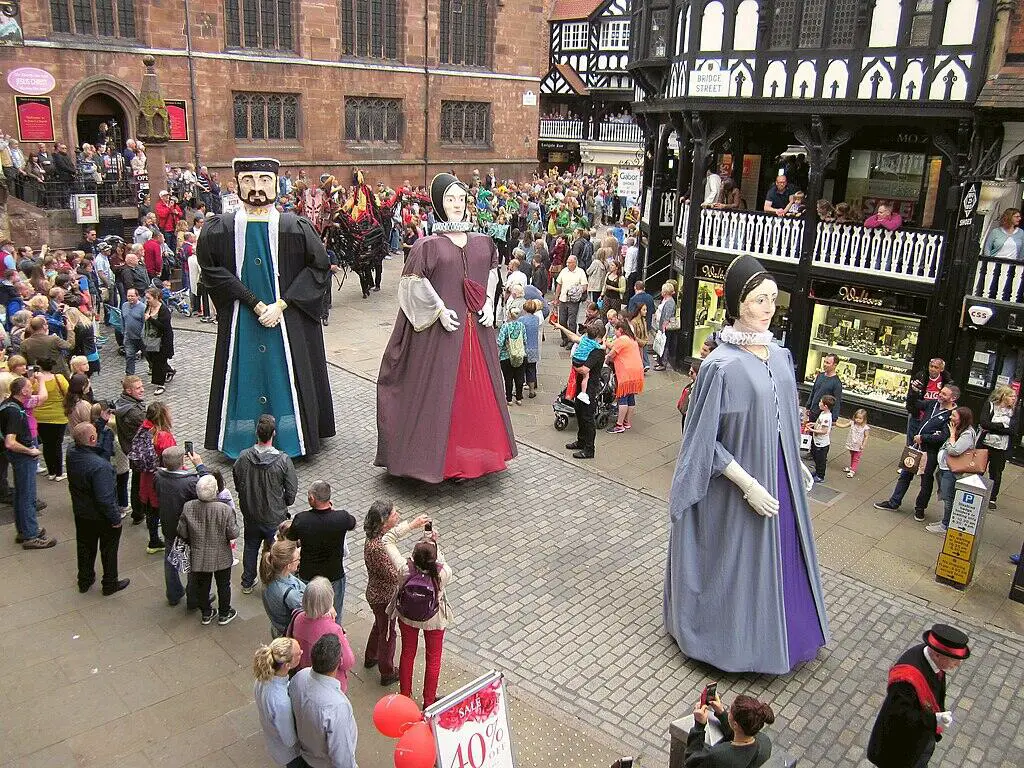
[442,186,467,223]
[237,171,278,208]
[738,278,778,333]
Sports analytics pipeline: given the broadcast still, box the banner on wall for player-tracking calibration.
[15,96,55,142]
[165,100,189,142]
[425,671,515,768]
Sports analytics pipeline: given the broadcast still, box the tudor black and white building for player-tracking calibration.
[538,0,645,172]
[627,0,1009,431]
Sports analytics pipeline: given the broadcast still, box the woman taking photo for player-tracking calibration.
[289,576,356,692]
[601,260,626,313]
[927,406,978,535]
[260,539,306,638]
[363,502,429,687]
[143,286,174,395]
[388,529,453,708]
[138,401,177,554]
[980,384,1017,511]
[685,694,776,767]
[983,208,1023,261]
[604,320,645,434]
[252,637,304,768]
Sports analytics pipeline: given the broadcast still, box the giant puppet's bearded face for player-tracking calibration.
[237,171,278,208]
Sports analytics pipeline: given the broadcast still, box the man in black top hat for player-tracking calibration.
[867,623,970,768]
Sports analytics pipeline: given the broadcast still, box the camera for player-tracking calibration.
[104,399,117,410]
[424,520,433,532]
[26,365,39,374]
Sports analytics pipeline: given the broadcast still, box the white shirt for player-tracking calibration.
[624,246,639,275]
[289,668,358,768]
[506,269,527,295]
[812,411,832,448]
[555,266,588,302]
[704,173,722,205]
[254,677,300,766]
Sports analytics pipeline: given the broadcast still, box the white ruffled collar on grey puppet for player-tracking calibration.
[719,325,775,346]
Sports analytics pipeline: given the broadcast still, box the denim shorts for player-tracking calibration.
[617,394,636,406]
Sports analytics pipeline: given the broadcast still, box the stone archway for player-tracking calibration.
[62,75,139,150]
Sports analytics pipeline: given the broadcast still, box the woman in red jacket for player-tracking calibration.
[137,401,176,555]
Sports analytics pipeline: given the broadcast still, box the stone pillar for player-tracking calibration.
[135,54,171,205]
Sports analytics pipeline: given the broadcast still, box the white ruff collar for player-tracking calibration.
[719,325,775,346]
[432,220,475,232]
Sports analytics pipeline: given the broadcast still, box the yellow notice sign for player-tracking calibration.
[935,553,972,585]
[942,529,975,560]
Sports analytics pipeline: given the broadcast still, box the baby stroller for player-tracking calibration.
[150,278,192,317]
[552,366,616,431]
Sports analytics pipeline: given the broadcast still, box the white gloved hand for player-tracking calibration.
[258,301,285,328]
[935,711,953,728]
[800,463,815,493]
[439,309,460,333]
[722,460,780,518]
[478,309,494,328]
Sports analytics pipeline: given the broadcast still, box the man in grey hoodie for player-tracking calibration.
[233,414,298,592]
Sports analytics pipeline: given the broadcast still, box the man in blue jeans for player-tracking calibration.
[232,415,298,592]
[286,481,357,625]
[154,445,210,607]
[1,377,56,549]
[120,287,146,375]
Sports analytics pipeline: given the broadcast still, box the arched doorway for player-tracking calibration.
[63,75,139,153]
[76,93,127,151]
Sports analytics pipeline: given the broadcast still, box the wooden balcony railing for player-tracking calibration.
[538,119,643,144]
[971,256,1024,303]
[596,121,642,144]
[698,208,804,264]
[813,222,944,283]
[538,119,584,140]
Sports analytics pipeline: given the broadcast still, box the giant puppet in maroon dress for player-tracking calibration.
[375,173,516,483]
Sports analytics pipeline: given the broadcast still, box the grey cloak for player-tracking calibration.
[665,342,830,674]
[375,232,516,483]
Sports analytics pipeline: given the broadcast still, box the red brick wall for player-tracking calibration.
[1009,1,1024,55]
[3,0,545,188]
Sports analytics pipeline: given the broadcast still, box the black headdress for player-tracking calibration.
[724,255,770,320]
[232,157,280,176]
[430,173,471,230]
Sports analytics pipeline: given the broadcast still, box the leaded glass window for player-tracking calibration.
[440,101,491,146]
[345,98,402,143]
[233,93,300,141]
[769,0,796,49]
[51,0,135,37]
[440,0,490,68]
[829,0,859,48]
[798,0,826,48]
[341,0,399,58]
[909,0,934,46]
[225,0,294,50]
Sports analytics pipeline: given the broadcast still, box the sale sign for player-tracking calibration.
[426,671,514,768]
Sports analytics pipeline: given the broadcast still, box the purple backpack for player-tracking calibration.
[396,561,439,622]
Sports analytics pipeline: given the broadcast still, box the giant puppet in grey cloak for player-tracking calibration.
[375,173,516,483]
[665,254,829,674]
[196,157,335,459]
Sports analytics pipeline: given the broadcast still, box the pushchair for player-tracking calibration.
[552,365,616,431]
[150,278,192,316]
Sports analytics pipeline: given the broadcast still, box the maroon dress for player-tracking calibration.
[376,232,516,483]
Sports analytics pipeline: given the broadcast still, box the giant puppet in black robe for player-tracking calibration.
[196,157,335,459]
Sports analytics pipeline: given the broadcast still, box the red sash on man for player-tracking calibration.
[888,664,942,735]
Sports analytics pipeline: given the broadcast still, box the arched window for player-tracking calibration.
[700,1,725,52]
[733,0,759,51]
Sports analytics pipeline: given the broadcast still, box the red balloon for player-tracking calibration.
[394,721,436,768]
[373,694,422,738]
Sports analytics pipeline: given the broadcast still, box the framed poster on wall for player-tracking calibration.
[74,194,100,224]
[15,96,54,142]
[165,99,189,142]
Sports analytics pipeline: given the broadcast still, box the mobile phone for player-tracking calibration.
[424,520,433,532]
[700,682,717,707]
[184,440,194,455]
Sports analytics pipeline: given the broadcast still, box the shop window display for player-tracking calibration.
[804,304,917,408]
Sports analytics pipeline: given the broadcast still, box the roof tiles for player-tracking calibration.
[976,67,1024,109]
[549,0,605,21]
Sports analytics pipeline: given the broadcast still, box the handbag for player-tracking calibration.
[653,330,667,357]
[165,536,191,575]
[142,316,162,352]
[946,447,989,475]
[899,445,925,474]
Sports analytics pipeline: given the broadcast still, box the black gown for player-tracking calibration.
[867,645,945,768]
[196,210,335,457]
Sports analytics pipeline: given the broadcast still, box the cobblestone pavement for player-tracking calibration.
[2,303,1023,767]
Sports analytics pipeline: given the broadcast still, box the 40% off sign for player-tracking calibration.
[426,671,515,768]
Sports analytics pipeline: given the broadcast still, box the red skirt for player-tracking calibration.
[442,322,513,479]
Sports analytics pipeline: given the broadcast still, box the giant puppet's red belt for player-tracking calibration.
[888,664,943,735]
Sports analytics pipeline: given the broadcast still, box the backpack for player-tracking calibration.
[396,562,439,622]
[128,425,158,473]
[507,323,526,368]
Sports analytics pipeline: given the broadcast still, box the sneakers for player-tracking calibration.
[873,500,899,511]
[845,470,856,478]
[200,610,216,625]
[146,540,165,554]
[924,522,947,534]
[576,392,591,405]
[22,535,56,549]
[15,527,46,544]
[913,510,926,522]
[1011,553,1021,566]
[606,425,626,434]
[380,673,400,686]
[217,608,238,626]
[811,475,825,483]
[48,474,67,482]
[241,582,255,594]
[154,387,165,396]
[989,500,997,510]
[843,466,851,473]
[36,464,47,475]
